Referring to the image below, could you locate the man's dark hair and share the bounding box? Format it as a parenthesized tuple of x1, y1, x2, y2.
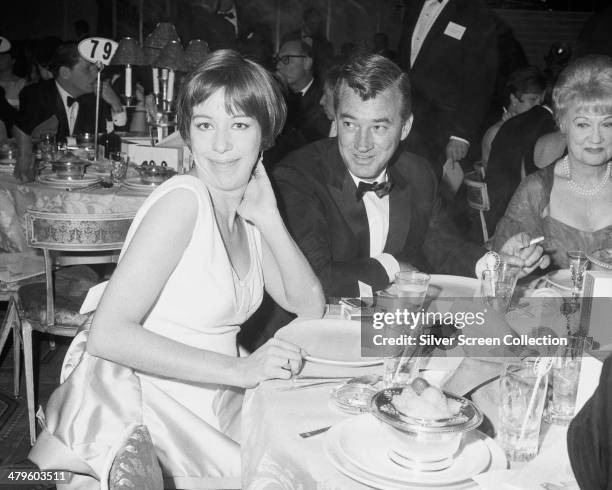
(333, 53, 412, 120)
(503, 66, 546, 107)
(48, 43, 82, 78)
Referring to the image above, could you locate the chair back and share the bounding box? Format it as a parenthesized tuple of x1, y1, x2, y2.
(463, 171, 491, 243)
(108, 424, 164, 490)
(24, 210, 135, 328)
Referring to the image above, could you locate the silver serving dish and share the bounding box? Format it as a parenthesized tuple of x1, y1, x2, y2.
(139, 161, 176, 185)
(587, 248, 612, 271)
(50, 152, 90, 180)
(370, 387, 482, 434)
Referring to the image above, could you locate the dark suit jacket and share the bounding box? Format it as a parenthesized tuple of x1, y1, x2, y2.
(398, 0, 498, 166)
(485, 105, 556, 232)
(265, 80, 330, 166)
(16, 79, 114, 142)
(274, 139, 484, 297)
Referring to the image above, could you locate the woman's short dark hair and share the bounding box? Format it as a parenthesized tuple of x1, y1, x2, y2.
(333, 53, 411, 120)
(553, 55, 612, 127)
(177, 50, 286, 151)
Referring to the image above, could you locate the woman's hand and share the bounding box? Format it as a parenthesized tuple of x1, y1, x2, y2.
(236, 338, 305, 388)
(237, 160, 278, 226)
(500, 232, 550, 277)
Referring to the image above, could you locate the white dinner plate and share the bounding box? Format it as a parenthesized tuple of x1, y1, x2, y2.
(325, 414, 506, 489)
(379, 274, 479, 299)
(545, 269, 573, 292)
(275, 318, 383, 367)
(37, 174, 100, 188)
(122, 177, 158, 190)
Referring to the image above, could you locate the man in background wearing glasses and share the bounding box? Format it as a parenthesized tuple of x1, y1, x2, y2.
(266, 39, 330, 165)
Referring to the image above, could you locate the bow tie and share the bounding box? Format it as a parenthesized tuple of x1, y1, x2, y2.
(219, 10, 235, 19)
(356, 180, 393, 200)
(66, 96, 77, 108)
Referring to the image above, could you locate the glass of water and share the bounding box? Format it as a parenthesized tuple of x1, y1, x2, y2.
(394, 271, 430, 310)
(109, 152, 128, 183)
(480, 260, 520, 312)
(549, 335, 591, 425)
(498, 359, 548, 462)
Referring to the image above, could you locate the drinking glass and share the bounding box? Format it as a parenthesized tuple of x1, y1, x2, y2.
(109, 152, 128, 183)
(394, 271, 430, 311)
(549, 335, 591, 425)
(567, 251, 589, 292)
(480, 260, 520, 312)
(39, 131, 56, 162)
(498, 359, 549, 462)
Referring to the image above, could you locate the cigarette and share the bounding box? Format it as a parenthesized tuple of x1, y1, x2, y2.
(529, 236, 545, 246)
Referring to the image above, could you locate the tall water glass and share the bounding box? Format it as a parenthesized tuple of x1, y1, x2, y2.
(480, 260, 520, 312)
(549, 335, 591, 425)
(498, 359, 548, 462)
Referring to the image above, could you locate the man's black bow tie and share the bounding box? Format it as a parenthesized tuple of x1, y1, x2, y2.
(219, 10, 235, 19)
(66, 96, 77, 107)
(356, 180, 393, 200)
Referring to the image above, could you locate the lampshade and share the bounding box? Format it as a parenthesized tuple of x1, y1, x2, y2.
(144, 22, 180, 50)
(154, 40, 189, 71)
(185, 39, 210, 70)
(111, 37, 146, 66)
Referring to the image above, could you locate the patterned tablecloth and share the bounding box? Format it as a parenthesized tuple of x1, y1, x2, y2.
(0, 174, 148, 252)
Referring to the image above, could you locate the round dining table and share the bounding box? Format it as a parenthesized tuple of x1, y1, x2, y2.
(0, 172, 149, 253)
(241, 276, 583, 489)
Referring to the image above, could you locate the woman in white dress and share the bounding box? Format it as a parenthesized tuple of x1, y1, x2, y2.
(29, 49, 325, 489)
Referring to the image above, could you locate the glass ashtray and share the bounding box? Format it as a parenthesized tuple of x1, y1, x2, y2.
(330, 383, 377, 414)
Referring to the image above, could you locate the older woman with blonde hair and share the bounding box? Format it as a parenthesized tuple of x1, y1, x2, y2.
(493, 55, 612, 268)
(29, 50, 325, 488)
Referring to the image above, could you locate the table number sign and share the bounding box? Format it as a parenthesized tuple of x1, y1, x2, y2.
(77, 37, 118, 66)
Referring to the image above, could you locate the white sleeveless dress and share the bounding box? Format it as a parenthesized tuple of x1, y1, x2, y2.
(29, 175, 264, 489)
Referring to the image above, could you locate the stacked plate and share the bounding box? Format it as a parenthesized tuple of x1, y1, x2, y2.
(122, 177, 158, 192)
(0, 158, 15, 172)
(37, 174, 101, 189)
(325, 414, 506, 489)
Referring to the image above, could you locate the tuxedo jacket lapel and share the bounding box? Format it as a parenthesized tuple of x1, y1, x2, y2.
(384, 161, 412, 255)
(326, 148, 370, 257)
(412, 0, 458, 69)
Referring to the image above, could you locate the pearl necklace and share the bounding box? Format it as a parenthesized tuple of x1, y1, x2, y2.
(562, 156, 611, 196)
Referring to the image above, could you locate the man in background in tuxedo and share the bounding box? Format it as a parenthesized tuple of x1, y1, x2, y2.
(398, 0, 498, 175)
(266, 39, 330, 165)
(274, 54, 547, 298)
(14, 43, 126, 182)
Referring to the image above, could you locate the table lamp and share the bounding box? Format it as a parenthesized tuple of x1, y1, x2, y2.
(144, 22, 180, 109)
(110, 37, 146, 107)
(155, 40, 188, 113)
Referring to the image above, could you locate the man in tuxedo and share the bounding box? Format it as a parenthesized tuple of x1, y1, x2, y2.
(266, 39, 330, 165)
(274, 54, 547, 298)
(398, 0, 498, 174)
(14, 43, 126, 182)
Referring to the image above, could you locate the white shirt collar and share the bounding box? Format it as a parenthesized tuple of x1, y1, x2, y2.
(299, 78, 314, 96)
(348, 168, 388, 187)
(55, 81, 77, 108)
